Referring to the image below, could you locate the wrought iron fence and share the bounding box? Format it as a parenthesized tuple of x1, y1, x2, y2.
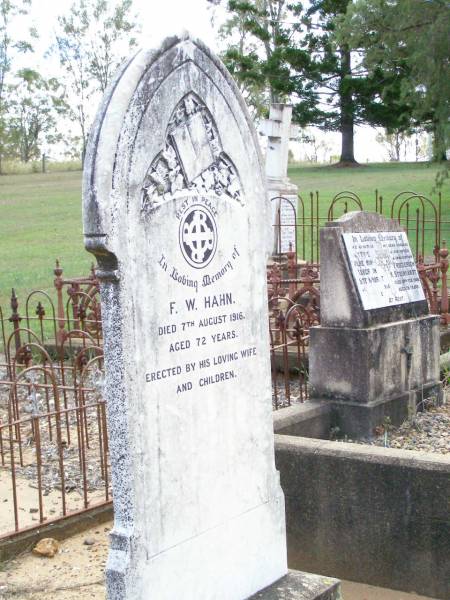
(0, 332, 110, 540)
(273, 190, 449, 264)
(1, 262, 102, 361)
(269, 300, 310, 409)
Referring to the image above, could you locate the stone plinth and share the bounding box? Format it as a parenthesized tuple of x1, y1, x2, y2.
(309, 211, 442, 438)
(249, 570, 341, 600)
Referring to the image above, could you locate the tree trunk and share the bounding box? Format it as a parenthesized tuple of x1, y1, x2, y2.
(432, 124, 447, 162)
(394, 134, 399, 161)
(338, 46, 357, 165)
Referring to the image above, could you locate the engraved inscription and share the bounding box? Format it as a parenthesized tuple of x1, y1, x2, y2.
(342, 231, 425, 310)
(277, 198, 296, 253)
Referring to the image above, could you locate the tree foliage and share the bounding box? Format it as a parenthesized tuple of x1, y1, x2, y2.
(211, 0, 415, 164)
(340, 0, 450, 161)
(54, 0, 139, 159)
(213, 1, 322, 126)
(0, 0, 36, 170)
(6, 69, 66, 162)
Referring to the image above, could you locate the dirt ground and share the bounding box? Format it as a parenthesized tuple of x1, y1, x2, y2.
(0, 520, 438, 600)
(0, 522, 109, 600)
(0, 466, 106, 533)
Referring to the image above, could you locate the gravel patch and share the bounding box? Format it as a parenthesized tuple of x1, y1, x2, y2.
(340, 396, 450, 455)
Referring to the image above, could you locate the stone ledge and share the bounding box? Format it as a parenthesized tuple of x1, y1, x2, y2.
(249, 570, 341, 600)
(273, 402, 331, 439)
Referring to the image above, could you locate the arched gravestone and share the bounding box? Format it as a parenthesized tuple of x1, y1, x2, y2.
(83, 34, 287, 599)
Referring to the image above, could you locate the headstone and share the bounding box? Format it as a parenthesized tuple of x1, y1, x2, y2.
(259, 104, 299, 255)
(309, 211, 442, 438)
(83, 33, 287, 599)
(276, 197, 297, 254)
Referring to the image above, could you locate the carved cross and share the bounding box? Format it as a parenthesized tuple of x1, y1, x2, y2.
(259, 104, 299, 180)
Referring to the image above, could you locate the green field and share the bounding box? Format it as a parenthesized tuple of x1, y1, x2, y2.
(0, 163, 449, 309)
(289, 161, 449, 204)
(0, 170, 90, 308)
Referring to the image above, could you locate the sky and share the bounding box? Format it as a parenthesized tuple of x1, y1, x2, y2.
(14, 0, 430, 163)
(25, 0, 221, 56)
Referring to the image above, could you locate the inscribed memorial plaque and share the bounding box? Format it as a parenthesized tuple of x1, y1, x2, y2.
(277, 198, 296, 253)
(342, 231, 425, 311)
(310, 211, 441, 439)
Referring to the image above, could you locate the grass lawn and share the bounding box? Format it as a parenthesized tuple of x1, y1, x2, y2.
(0, 162, 449, 309)
(0, 170, 90, 308)
(289, 161, 449, 206)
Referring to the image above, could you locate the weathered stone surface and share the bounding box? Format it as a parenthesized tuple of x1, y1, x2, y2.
(83, 33, 286, 600)
(32, 538, 59, 558)
(249, 570, 341, 600)
(309, 211, 441, 437)
(310, 316, 440, 402)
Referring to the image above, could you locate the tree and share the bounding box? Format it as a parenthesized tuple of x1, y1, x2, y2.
(375, 129, 408, 162)
(215, 7, 270, 120)
(300, 127, 332, 163)
(53, 0, 139, 161)
(211, 0, 414, 164)
(6, 69, 66, 162)
(209, 1, 323, 126)
(341, 0, 450, 162)
(304, 0, 415, 164)
(0, 0, 36, 171)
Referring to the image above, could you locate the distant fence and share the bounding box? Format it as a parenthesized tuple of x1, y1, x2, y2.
(272, 190, 449, 263)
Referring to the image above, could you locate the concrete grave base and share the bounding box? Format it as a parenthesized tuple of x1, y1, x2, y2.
(309, 314, 442, 438)
(249, 570, 341, 600)
(328, 382, 443, 439)
(275, 435, 450, 600)
(273, 402, 332, 439)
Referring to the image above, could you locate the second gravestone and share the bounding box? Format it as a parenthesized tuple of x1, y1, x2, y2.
(83, 34, 287, 599)
(310, 211, 442, 438)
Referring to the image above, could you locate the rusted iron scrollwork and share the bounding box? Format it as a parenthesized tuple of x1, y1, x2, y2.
(0, 333, 110, 539)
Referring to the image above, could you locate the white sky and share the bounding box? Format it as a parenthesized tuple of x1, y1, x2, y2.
(14, 0, 429, 163)
(25, 0, 221, 56)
